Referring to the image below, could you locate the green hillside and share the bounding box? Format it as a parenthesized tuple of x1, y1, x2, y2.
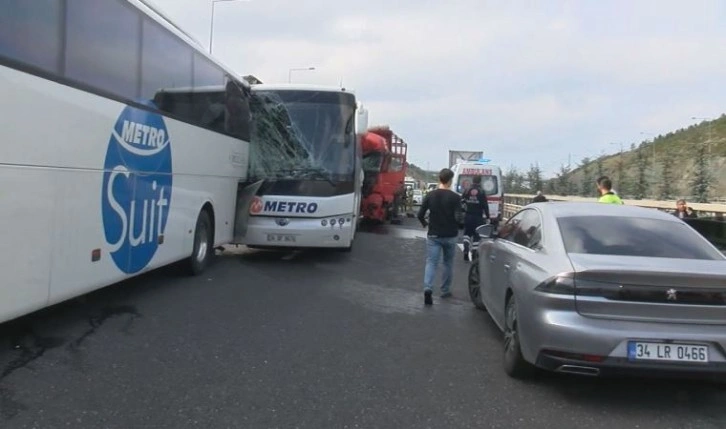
(508, 115, 726, 203)
(407, 163, 438, 186)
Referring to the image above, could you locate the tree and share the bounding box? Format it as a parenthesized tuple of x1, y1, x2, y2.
(659, 150, 676, 200)
(596, 156, 604, 178)
(526, 164, 543, 193)
(690, 143, 711, 203)
(556, 164, 571, 196)
(545, 178, 557, 195)
(633, 148, 649, 200)
(503, 165, 518, 192)
(579, 157, 592, 197)
(614, 154, 628, 197)
(515, 170, 528, 193)
(568, 176, 580, 196)
(595, 156, 605, 197)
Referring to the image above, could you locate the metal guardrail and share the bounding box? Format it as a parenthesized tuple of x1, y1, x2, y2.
(503, 194, 726, 251)
(504, 194, 726, 218)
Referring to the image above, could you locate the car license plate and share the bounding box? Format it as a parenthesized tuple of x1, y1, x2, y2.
(627, 341, 709, 363)
(266, 234, 296, 243)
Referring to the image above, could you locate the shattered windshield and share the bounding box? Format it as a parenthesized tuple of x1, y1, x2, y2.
(389, 155, 404, 172)
(362, 152, 383, 172)
(249, 89, 356, 182)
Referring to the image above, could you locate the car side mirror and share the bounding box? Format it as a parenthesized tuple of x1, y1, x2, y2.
(476, 224, 496, 239)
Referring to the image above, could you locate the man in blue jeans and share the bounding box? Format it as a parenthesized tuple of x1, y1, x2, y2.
(417, 168, 463, 305)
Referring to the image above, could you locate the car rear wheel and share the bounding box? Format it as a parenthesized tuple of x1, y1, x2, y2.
(503, 295, 535, 378)
(467, 262, 486, 311)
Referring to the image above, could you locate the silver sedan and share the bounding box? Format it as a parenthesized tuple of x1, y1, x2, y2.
(468, 202, 726, 378)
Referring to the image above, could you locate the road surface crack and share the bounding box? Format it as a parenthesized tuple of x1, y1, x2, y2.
(69, 305, 141, 350)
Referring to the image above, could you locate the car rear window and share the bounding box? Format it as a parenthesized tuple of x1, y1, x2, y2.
(557, 216, 724, 260)
(456, 175, 498, 195)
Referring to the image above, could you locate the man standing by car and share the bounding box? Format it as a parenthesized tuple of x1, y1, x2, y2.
(532, 190, 547, 203)
(461, 175, 490, 262)
(596, 176, 623, 204)
(417, 168, 462, 305)
(675, 199, 697, 219)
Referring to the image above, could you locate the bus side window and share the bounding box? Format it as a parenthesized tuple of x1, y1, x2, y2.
(140, 18, 193, 114)
(0, 1, 63, 74)
(193, 53, 226, 134)
(224, 78, 250, 141)
(65, 0, 141, 100)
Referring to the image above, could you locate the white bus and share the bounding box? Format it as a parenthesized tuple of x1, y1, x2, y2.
(242, 84, 363, 251)
(0, 0, 252, 323)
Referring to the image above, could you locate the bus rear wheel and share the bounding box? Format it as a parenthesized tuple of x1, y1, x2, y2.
(189, 210, 213, 275)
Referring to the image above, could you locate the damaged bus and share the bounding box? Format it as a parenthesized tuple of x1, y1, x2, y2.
(239, 84, 363, 251)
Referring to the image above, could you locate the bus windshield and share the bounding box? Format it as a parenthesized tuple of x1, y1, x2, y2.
(250, 89, 356, 182)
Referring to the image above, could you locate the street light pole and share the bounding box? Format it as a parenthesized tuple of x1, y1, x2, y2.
(209, 0, 242, 54)
(288, 67, 316, 83)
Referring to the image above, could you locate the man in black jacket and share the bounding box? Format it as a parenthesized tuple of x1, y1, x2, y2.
(417, 168, 462, 305)
(461, 175, 490, 262)
(674, 199, 697, 219)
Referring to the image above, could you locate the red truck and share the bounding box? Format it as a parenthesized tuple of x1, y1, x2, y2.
(360, 126, 408, 223)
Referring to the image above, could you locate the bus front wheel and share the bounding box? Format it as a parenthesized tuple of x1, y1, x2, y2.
(189, 209, 213, 275)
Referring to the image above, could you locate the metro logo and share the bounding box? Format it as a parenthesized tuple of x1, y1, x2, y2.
(121, 120, 166, 148)
(263, 200, 318, 214)
(248, 199, 319, 215)
(102, 106, 172, 274)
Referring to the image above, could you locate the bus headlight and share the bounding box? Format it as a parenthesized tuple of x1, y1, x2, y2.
(321, 219, 328, 226)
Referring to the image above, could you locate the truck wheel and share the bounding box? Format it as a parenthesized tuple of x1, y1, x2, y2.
(188, 210, 213, 275)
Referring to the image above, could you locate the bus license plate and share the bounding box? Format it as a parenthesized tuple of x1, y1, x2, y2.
(627, 341, 709, 363)
(266, 234, 296, 243)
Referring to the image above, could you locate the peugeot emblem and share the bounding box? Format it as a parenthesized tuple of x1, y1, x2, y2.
(275, 218, 290, 227)
(666, 288, 677, 301)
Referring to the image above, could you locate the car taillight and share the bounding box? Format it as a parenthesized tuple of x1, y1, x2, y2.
(534, 275, 575, 295)
(536, 275, 624, 298)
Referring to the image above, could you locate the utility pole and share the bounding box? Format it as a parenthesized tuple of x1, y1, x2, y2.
(209, 0, 243, 55)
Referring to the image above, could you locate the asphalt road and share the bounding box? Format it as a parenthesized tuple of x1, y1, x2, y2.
(1, 218, 725, 429)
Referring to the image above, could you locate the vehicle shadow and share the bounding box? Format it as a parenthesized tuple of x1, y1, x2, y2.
(474, 304, 726, 421)
(530, 370, 726, 425)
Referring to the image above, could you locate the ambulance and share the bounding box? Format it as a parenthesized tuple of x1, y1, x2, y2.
(451, 159, 504, 224)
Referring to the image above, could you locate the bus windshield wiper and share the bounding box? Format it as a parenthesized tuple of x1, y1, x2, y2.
(302, 168, 337, 187)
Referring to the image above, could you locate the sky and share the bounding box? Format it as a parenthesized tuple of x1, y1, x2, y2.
(150, 0, 726, 177)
